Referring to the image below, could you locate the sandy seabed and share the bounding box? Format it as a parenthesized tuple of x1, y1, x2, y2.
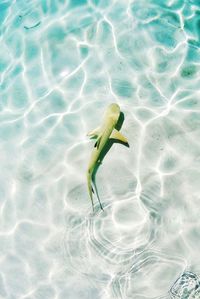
(0, 0, 200, 298)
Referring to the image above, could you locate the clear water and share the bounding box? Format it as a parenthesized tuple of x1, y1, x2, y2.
(0, 0, 200, 298)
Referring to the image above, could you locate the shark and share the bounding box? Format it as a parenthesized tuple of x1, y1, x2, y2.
(87, 103, 129, 211)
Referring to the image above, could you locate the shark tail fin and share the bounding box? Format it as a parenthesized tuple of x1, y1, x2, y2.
(110, 129, 129, 145)
(87, 171, 94, 212)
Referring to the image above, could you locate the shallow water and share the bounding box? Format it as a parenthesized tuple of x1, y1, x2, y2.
(0, 0, 200, 298)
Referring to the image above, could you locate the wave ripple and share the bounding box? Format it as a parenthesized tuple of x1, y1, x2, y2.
(0, 0, 200, 298)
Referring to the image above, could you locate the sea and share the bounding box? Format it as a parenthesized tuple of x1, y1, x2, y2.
(0, 0, 200, 298)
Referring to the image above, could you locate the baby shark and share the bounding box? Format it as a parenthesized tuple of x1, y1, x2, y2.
(87, 103, 129, 211)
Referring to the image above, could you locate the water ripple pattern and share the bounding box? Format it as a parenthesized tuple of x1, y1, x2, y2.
(170, 271, 200, 299)
(0, 0, 200, 298)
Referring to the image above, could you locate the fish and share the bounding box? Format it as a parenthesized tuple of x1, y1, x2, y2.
(87, 103, 129, 211)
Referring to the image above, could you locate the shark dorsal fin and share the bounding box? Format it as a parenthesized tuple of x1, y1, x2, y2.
(110, 129, 129, 144)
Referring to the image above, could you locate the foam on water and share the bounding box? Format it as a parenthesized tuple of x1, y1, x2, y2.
(0, 0, 200, 298)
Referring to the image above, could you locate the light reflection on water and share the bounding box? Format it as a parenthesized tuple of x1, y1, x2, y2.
(0, 0, 200, 298)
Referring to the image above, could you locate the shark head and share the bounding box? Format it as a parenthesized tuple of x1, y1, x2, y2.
(105, 103, 120, 123)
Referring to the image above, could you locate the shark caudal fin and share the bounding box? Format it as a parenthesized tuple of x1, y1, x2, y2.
(87, 171, 95, 212)
(110, 129, 129, 144)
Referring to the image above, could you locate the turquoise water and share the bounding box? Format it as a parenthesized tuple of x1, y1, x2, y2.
(1, 0, 200, 298)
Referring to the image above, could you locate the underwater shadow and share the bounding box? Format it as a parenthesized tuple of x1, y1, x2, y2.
(92, 112, 129, 210)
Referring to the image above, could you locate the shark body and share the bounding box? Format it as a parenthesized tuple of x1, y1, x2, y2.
(87, 103, 128, 211)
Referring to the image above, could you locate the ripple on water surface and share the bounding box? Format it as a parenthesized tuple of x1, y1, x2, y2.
(0, 0, 200, 298)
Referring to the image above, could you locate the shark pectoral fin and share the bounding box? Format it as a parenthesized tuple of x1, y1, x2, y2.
(110, 129, 129, 144)
(87, 127, 101, 138)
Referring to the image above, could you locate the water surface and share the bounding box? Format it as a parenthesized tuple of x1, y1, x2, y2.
(0, 0, 200, 298)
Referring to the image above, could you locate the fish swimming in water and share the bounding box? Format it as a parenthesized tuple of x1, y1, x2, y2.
(87, 103, 129, 211)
